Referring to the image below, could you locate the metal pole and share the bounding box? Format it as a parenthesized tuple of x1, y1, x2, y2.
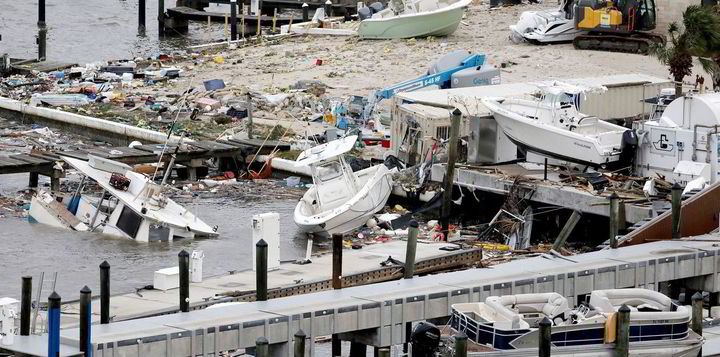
(179, 250, 190, 312)
(47, 292, 61, 357)
(539, 316, 551, 357)
(302, 3, 309, 22)
(404, 221, 418, 279)
(332, 233, 343, 289)
(609, 192, 619, 249)
(38, 0, 46, 27)
(256, 239, 268, 301)
(247, 93, 254, 139)
(615, 304, 630, 357)
(552, 210, 581, 251)
(100, 260, 110, 324)
(89, 189, 107, 230)
(80, 286, 92, 357)
(294, 330, 306, 357)
(20, 276, 31, 336)
(158, 0, 166, 35)
(230, 0, 238, 40)
(454, 332, 467, 357)
(256, 337, 269, 357)
(671, 182, 683, 239)
(692, 291, 703, 356)
(441, 108, 461, 238)
(139, 0, 146, 30)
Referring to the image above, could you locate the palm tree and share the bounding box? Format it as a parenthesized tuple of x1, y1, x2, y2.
(649, 5, 720, 97)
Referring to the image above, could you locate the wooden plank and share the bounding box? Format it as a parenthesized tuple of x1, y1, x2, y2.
(57, 151, 89, 161)
(11, 154, 52, 165)
(0, 156, 34, 166)
(167, 7, 293, 25)
(190, 141, 240, 152)
(229, 138, 291, 150)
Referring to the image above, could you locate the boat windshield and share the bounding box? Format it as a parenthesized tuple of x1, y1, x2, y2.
(315, 161, 344, 182)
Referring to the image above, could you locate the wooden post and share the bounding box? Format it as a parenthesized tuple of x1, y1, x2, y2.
(79, 286, 92, 357)
(256, 239, 268, 301)
(350, 342, 367, 357)
(378, 348, 390, 357)
(158, 0, 166, 35)
(404, 221, 418, 278)
(242, 16, 245, 38)
(139, 0, 146, 30)
(20, 276, 31, 336)
(99, 261, 110, 324)
(38, 0, 46, 27)
(454, 332, 467, 357)
(543, 158, 548, 180)
(272, 8, 277, 33)
(615, 304, 630, 357)
(288, 16, 294, 33)
(609, 192, 619, 248)
(671, 183, 682, 239)
(28, 172, 39, 188)
(256, 337, 269, 357)
(179, 250, 190, 312)
(208, 15, 211, 26)
(332, 334, 341, 356)
(247, 93, 254, 139)
(37, 27, 47, 61)
(230, 0, 238, 40)
(324, 0, 332, 17)
(47, 292, 61, 357)
(302, 3, 309, 22)
(441, 108, 461, 238)
(294, 330, 306, 357)
(332, 233, 343, 289)
(539, 316, 551, 357)
(552, 210, 581, 251)
(225, 15, 229, 39)
(692, 291, 703, 355)
(256, 12, 262, 38)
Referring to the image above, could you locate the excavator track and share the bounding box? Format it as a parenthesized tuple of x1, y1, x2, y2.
(573, 33, 666, 55)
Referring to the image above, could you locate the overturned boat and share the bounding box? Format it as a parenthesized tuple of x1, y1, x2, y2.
(29, 155, 218, 241)
(482, 81, 638, 167)
(450, 289, 701, 356)
(510, 0, 587, 44)
(293, 135, 394, 235)
(357, 0, 470, 39)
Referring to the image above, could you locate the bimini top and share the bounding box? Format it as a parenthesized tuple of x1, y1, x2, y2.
(296, 135, 357, 166)
(535, 80, 607, 96)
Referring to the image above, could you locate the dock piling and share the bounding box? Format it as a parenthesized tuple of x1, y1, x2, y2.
(404, 221, 418, 279)
(248, 93, 254, 139)
(294, 330, 306, 357)
(350, 342, 367, 357)
(691, 291, 703, 355)
(539, 316, 551, 357)
(543, 158, 548, 180)
(552, 210, 581, 251)
(256, 239, 268, 301)
(256, 337, 269, 357)
(100, 260, 110, 324)
(609, 192, 619, 248)
(272, 8, 277, 33)
(20, 276, 31, 336)
(671, 183, 682, 239)
(325, 0, 333, 17)
(378, 348, 390, 357)
(332, 233, 343, 289)
(80, 286, 92, 357)
(615, 304, 630, 357)
(139, 0, 146, 30)
(332, 334, 341, 356)
(158, 0, 166, 35)
(38, 0, 46, 27)
(37, 28, 47, 61)
(230, 0, 238, 40)
(256, 13, 262, 39)
(302, 3, 309, 22)
(441, 108, 462, 238)
(179, 250, 190, 312)
(454, 332, 467, 357)
(47, 292, 60, 357)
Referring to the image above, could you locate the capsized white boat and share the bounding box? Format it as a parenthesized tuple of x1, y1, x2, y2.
(450, 289, 701, 356)
(509, 0, 588, 44)
(293, 135, 394, 235)
(29, 155, 218, 241)
(357, 0, 470, 39)
(482, 81, 638, 167)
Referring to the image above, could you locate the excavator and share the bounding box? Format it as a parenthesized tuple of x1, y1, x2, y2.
(572, 0, 665, 54)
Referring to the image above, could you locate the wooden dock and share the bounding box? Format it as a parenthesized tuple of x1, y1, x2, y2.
(168, 6, 294, 26)
(9, 59, 77, 75)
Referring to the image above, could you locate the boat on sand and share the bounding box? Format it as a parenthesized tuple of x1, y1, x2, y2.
(357, 0, 470, 39)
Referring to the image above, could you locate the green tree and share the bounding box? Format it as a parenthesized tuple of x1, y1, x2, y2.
(649, 5, 720, 97)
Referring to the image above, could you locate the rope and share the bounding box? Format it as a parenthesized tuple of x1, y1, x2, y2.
(151, 77, 195, 181)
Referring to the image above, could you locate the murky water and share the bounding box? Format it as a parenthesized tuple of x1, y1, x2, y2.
(0, 1, 236, 63)
(0, 173, 307, 300)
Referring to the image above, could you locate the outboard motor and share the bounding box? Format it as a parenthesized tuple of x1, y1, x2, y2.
(619, 129, 638, 171)
(410, 322, 441, 357)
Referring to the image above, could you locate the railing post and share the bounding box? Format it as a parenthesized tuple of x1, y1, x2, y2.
(615, 304, 630, 357)
(256, 239, 268, 301)
(80, 286, 92, 357)
(332, 233, 343, 289)
(100, 260, 110, 324)
(404, 221, 418, 279)
(609, 192, 619, 248)
(20, 276, 31, 336)
(454, 332, 467, 357)
(539, 316, 551, 357)
(47, 292, 61, 357)
(671, 182, 683, 239)
(294, 330, 306, 357)
(179, 250, 190, 312)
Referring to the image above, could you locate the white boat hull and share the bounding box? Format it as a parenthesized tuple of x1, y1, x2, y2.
(357, 0, 470, 39)
(294, 164, 393, 235)
(510, 10, 587, 44)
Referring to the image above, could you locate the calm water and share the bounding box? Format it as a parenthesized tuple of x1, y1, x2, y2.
(0, 173, 307, 300)
(0, 0, 235, 63)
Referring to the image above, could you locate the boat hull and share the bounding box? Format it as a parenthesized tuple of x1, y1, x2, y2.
(357, 0, 469, 39)
(294, 164, 393, 235)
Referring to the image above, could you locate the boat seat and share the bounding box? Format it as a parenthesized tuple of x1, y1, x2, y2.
(417, 0, 440, 12)
(485, 293, 569, 329)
